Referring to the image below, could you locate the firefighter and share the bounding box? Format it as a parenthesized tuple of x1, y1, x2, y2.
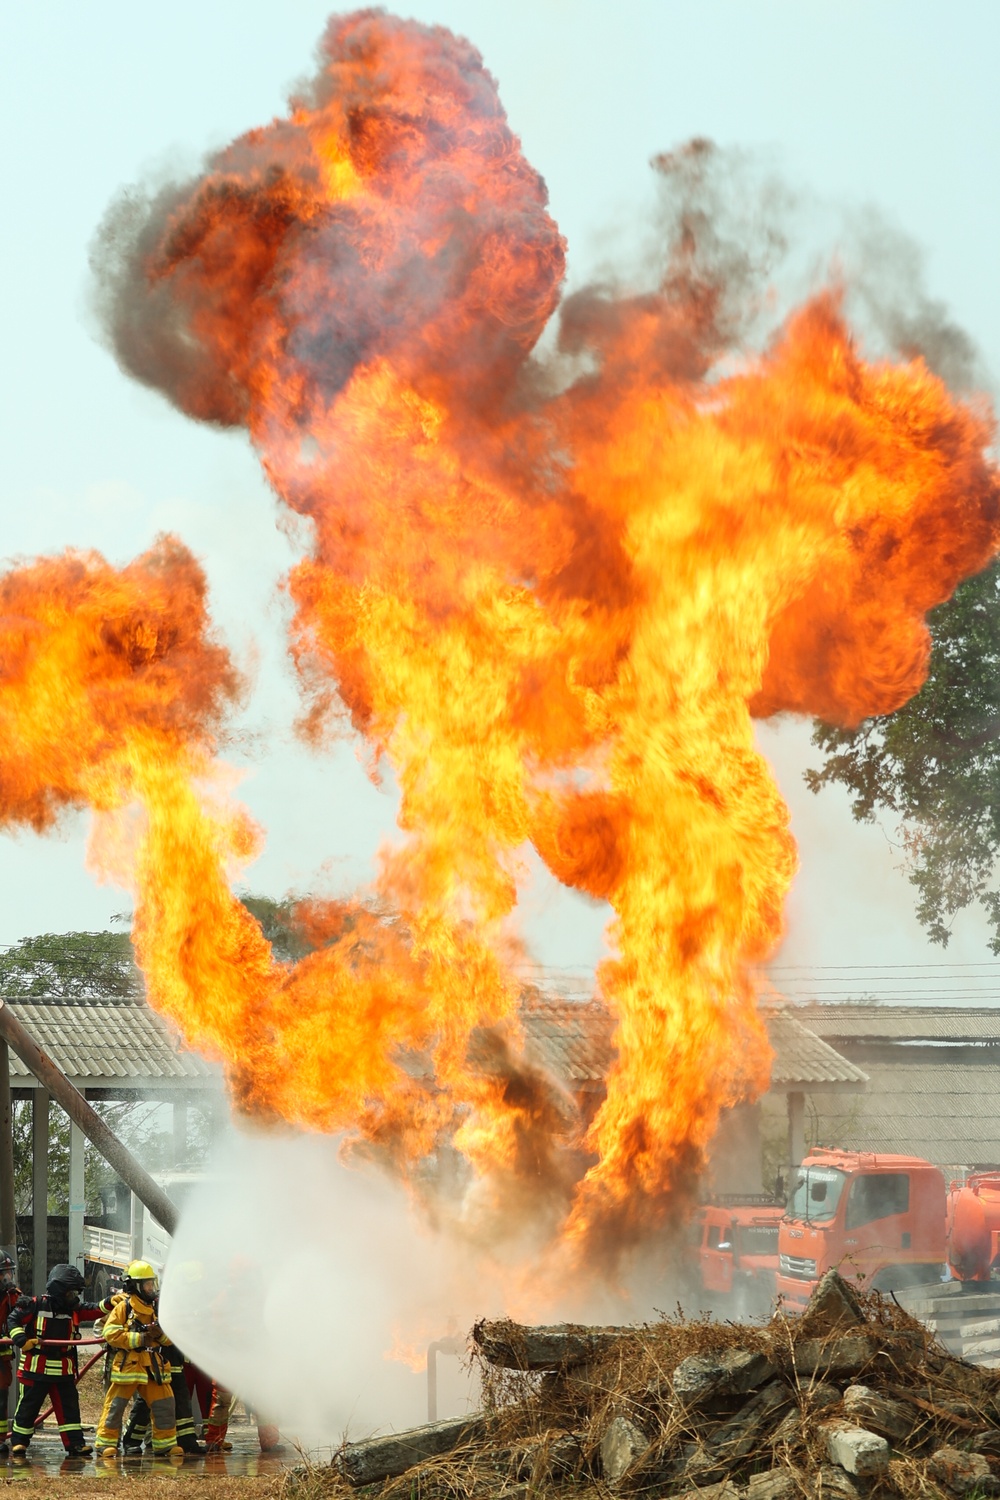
(0, 1253, 21, 1455)
(122, 1343, 205, 1455)
(204, 1385, 280, 1453)
(96, 1260, 182, 1459)
(6, 1263, 114, 1458)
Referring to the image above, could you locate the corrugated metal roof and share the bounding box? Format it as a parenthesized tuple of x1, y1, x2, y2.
(518, 995, 865, 1090)
(802, 1006, 1000, 1041)
(809, 1061, 1000, 1169)
(765, 1009, 869, 1087)
(520, 996, 615, 1085)
(4, 1000, 216, 1084)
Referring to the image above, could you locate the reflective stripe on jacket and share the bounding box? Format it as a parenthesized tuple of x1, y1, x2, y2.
(7, 1293, 112, 1378)
(0, 1287, 20, 1361)
(102, 1294, 171, 1386)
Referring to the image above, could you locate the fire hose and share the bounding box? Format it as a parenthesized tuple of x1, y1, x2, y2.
(32, 1344, 107, 1427)
(0, 1339, 108, 1428)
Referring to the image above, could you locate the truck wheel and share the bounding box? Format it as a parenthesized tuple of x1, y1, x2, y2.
(91, 1267, 111, 1304)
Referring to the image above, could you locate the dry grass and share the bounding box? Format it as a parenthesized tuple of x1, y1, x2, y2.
(292, 1288, 1000, 1499)
(0, 1476, 281, 1499)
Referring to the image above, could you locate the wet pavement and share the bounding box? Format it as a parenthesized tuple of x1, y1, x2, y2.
(1, 1422, 309, 1479)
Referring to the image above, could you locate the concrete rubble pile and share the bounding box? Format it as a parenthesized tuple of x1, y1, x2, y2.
(330, 1272, 1000, 1498)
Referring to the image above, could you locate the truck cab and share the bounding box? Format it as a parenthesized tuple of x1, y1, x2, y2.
(694, 1197, 784, 1317)
(83, 1170, 207, 1301)
(777, 1149, 946, 1310)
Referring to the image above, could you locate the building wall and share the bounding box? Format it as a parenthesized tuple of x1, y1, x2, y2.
(706, 1102, 763, 1195)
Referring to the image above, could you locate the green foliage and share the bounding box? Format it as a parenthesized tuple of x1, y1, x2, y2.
(0, 930, 140, 1000)
(238, 893, 314, 963)
(807, 558, 1000, 951)
(9, 1099, 67, 1214)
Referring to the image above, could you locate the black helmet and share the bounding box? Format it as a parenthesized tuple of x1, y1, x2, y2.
(46, 1264, 85, 1304)
(0, 1253, 15, 1288)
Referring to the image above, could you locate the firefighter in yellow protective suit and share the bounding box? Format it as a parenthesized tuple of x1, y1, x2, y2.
(96, 1261, 183, 1459)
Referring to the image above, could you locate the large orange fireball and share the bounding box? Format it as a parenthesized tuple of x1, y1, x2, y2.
(80, 11, 1000, 1259)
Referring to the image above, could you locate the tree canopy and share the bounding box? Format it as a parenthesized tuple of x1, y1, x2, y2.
(0, 929, 140, 1001)
(806, 557, 1000, 952)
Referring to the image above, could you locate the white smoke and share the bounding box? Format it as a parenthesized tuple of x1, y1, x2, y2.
(157, 1123, 697, 1450)
(157, 1128, 491, 1447)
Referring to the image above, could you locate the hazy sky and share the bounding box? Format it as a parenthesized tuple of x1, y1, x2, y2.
(4, 1, 1000, 993)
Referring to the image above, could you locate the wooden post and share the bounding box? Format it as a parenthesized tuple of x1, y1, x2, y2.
(31, 1089, 48, 1294)
(68, 1118, 85, 1275)
(0, 1040, 16, 1268)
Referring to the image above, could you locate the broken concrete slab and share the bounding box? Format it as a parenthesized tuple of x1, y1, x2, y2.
(674, 1484, 744, 1500)
(600, 1415, 649, 1485)
(927, 1446, 997, 1496)
(673, 1348, 777, 1407)
(823, 1424, 890, 1477)
(841, 1384, 915, 1442)
(746, 1468, 801, 1500)
(965, 1344, 1000, 1368)
(814, 1464, 860, 1500)
(473, 1319, 630, 1370)
(802, 1382, 843, 1410)
(770, 1410, 801, 1446)
(799, 1270, 865, 1336)
(711, 1382, 791, 1463)
(791, 1336, 875, 1378)
(959, 1317, 1000, 1339)
(339, 1413, 487, 1486)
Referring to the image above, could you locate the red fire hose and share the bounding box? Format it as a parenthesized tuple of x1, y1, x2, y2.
(2, 1340, 107, 1429)
(34, 1347, 107, 1427)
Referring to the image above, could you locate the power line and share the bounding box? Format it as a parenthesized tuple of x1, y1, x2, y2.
(769, 961, 1000, 971)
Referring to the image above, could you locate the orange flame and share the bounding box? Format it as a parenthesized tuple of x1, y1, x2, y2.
(66, 11, 1000, 1265)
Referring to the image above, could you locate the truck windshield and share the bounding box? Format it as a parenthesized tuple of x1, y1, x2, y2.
(788, 1166, 848, 1224)
(738, 1225, 779, 1256)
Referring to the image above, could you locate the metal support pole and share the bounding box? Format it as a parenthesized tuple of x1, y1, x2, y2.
(68, 1119, 85, 1275)
(425, 1336, 463, 1423)
(788, 1090, 806, 1182)
(0, 1002, 176, 1234)
(130, 1192, 145, 1263)
(31, 1089, 48, 1294)
(0, 1040, 16, 1268)
(172, 1098, 188, 1168)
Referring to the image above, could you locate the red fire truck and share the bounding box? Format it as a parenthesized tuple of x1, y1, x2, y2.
(691, 1196, 784, 1316)
(774, 1149, 1000, 1310)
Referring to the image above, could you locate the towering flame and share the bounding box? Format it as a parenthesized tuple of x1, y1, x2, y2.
(77, 11, 1000, 1260)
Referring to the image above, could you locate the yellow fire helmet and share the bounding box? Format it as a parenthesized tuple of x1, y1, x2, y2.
(124, 1260, 159, 1294)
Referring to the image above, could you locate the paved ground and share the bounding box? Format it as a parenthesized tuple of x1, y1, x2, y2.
(2, 1418, 307, 1481)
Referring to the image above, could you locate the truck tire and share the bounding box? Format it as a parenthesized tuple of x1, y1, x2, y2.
(91, 1266, 112, 1304)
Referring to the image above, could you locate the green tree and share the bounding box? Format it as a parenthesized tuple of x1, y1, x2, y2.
(237, 894, 314, 962)
(0, 930, 140, 1001)
(806, 557, 1000, 951)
